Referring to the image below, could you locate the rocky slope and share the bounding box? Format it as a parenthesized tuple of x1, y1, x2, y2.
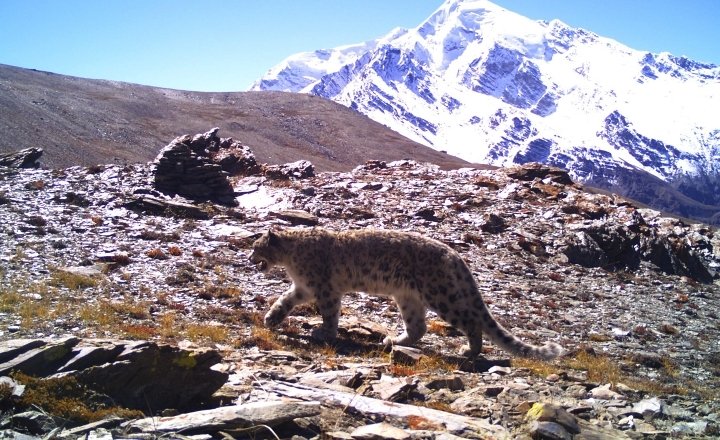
(253, 0, 720, 224)
(0, 132, 719, 438)
(0, 63, 468, 172)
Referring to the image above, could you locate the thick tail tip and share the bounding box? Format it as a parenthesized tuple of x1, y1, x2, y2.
(535, 342, 564, 360)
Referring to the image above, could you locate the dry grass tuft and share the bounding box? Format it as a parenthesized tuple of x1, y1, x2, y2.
(427, 319, 450, 336)
(78, 301, 119, 327)
(11, 372, 144, 423)
(0, 289, 22, 313)
(587, 332, 612, 342)
(388, 353, 459, 377)
(146, 248, 168, 260)
(512, 357, 560, 378)
(198, 284, 243, 301)
(565, 351, 623, 384)
(406, 414, 445, 430)
(239, 327, 282, 351)
(513, 350, 717, 399)
(388, 364, 417, 377)
(417, 400, 456, 414)
(121, 324, 158, 340)
(109, 300, 151, 320)
(186, 323, 230, 344)
(50, 271, 99, 290)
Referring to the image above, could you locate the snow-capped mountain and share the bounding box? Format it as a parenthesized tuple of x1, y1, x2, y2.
(252, 0, 720, 222)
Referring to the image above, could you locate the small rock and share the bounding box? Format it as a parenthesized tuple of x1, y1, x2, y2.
(414, 208, 442, 222)
(325, 432, 354, 440)
(58, 417, 125, 439)
(480, 212, 506, 233)
(56, 265, 105, 278)
(487, 365, 512, 375)
(373, 376, 417, 402)
(565, 384, 588, 398)
(589, 383, 623, 400)
(269, 209, 319, 226)
(671, 421, 710, 436)
(10, 411, 57, 435)
(390, 346, 423, 365)
(0, 376, 25, 397)
(124, 195, 212, 219)
(86, 428, 113, 440)
(425, 375, 465, 391)
(631, 397, 667, 421)
(482, 385, 505, 397)
(125, 401, 321, 433)
(350, 422, 410, 440)
(525, 402, 580, 434)
(545, 373, 560, 382)
(506, 163, 574, 185)
(528, 421, 572, 440)
(0, 429, 43, 440)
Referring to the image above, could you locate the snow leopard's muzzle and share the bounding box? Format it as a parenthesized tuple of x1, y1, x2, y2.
(249, 250, 269, 272)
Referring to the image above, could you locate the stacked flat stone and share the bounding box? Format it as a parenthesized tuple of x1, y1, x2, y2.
(153, 128, 258, 205)
(210, 137, 261, 176)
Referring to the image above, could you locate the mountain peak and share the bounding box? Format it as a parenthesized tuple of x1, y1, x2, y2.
(253, 1, 720, 224)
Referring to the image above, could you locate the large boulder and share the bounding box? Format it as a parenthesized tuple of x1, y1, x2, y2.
(153, 128, 259, 205)
(0, 338, 228, 412)
(561, 219, 716, 282)
(0, 148, 43, 169)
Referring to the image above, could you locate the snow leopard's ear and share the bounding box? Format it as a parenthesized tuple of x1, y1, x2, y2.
(267, 228, 281, 246)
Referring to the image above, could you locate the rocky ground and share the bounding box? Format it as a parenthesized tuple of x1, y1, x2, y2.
(1, 135, 719, 439)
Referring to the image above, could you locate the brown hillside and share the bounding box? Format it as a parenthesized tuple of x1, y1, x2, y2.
(0, 64, 469, 170)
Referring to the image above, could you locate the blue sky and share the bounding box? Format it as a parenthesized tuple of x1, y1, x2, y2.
(0, 0, 717, 92)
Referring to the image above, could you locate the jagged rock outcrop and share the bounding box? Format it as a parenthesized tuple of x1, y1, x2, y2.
(153, 128, 253, 205)
(561, 210, 716, 282)
(0, 338, 227, 411)
(152, 128, 314, 205)
(263, 159, 315, 180)
(0, 148, 42, 169)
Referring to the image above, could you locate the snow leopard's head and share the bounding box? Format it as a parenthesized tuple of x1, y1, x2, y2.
(249, 229, 283, 273)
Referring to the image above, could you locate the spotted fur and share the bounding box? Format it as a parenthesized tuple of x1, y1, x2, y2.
(250, 228, 563, 360)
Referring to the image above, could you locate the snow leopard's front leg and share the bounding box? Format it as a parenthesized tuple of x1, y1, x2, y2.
(264, 284, 308, 328)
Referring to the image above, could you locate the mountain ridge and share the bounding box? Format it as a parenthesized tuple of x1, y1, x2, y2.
(253, 0, 720, 224)
(0, 63, 469, 172)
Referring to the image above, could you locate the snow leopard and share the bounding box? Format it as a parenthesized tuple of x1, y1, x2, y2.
(249, 227, 563, 360)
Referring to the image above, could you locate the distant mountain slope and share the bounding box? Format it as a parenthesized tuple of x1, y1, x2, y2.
(252, 0, 720, 224)
(0, 63, 469, 171)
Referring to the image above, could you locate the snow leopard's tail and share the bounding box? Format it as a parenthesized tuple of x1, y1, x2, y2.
(479, 310, 564, 360)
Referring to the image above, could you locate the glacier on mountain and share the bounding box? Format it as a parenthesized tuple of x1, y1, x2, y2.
(252, 0, 720, 223)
